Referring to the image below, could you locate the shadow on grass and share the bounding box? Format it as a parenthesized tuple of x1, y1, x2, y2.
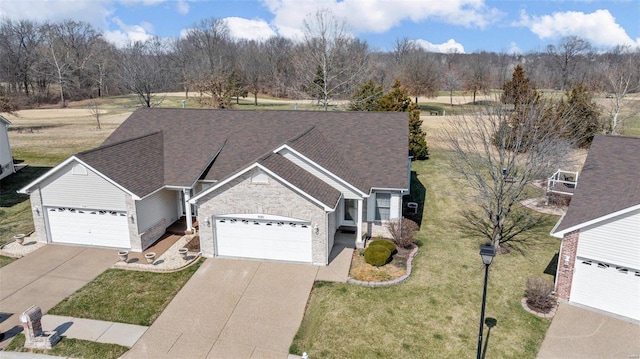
(0, 166, 51, 207)
(404, 170, 426, 228)
(482, 317, 498, 359)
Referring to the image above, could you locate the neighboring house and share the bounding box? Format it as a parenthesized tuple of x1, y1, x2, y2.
(0, 115, 16, 180)
(551, 135, 640, 321)
(19, 108, 410, 265)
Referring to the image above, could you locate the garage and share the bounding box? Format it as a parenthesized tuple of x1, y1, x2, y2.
(570, 257, 640, 321)
(46, 207, 130, 249)
(214, 214, 312, 263)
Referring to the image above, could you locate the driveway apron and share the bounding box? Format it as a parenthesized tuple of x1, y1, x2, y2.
(124, 259, 319, 359)
(0, 245, 116, 341)
(537, 302, 640, 358)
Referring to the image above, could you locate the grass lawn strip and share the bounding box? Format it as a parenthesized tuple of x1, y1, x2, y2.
(6, 333, 128, 359)
(291, 151, 556, 358)
(49, 259, 202, 326)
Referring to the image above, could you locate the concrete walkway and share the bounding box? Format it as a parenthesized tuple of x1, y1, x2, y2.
(41, 315, 148, 347)
(537, 303, 640, 358)
(0, 245, 115, 347)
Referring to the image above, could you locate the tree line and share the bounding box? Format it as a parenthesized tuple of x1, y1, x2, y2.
(1, 12, 638, 113)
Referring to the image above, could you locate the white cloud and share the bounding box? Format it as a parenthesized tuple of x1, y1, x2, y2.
(103, 17, 154, 47)
(224, 17, 278, 41)
(0, 0, 113, 29)
(508, 41, 521, 55)
(262, 0, 504, 39)
(411, 39, 465, 53)
(519, 9, 640, 48)
(176, 0, 189, 15)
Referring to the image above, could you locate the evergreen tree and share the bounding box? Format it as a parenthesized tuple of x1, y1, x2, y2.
(348, 80, 383, 111)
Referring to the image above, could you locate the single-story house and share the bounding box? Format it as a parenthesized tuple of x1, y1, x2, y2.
(551, 135, 640, 321)
(19, 108, 411, 265)
(0, 115, 15, 180)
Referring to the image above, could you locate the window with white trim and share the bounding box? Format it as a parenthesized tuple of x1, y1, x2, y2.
(375, 193, 391, 221)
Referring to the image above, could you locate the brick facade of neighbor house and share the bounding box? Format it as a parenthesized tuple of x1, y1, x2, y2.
(555, 229, 580, 300)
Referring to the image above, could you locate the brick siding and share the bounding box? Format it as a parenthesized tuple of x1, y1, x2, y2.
(555, 230, 580, 300)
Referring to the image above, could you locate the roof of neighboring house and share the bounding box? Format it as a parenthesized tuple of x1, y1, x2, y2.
(552, 135, 640, 236)
(0, 115, 11, 125)
(76, 108, 408, 201)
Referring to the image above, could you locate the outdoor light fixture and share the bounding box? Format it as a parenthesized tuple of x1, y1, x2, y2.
(205, 217, 211, 227)
(32, 206, 40, 216)
(477, 242, 496, 359)
(314, 224, 319, 235)
(129, 214, 135, 224)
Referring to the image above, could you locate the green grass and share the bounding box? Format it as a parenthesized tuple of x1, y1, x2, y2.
(0, 255, 15, 267)
(5, 333, 128, 359)
(290, 150, 557, 358)
(49, 259, 202, 326)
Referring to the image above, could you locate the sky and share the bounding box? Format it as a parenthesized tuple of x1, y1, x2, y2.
(0, 0, 638, 54)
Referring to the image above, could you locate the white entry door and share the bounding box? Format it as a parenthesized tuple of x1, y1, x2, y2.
(570, 257, 640, 321)
(215, 214, 312, 263)
(47, 207, 130, 248)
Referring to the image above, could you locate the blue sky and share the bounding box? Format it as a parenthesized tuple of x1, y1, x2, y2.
(1, 0, 638, 53)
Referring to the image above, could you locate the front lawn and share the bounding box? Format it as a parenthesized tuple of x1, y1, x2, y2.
(291, 151, 558, 358)
(49, 259, 202, 326)
(6, 333, 128, 359)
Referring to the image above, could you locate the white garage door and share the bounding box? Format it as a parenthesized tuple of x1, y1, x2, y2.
(570, 257, 640, 321)
(47, 207, 130, 249)
(215, 214, 312, 263)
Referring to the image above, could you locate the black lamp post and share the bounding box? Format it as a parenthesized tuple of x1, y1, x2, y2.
(477, 242, 496, 359)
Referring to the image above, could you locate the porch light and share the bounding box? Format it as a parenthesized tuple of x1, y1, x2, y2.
(129, 214, 135, 224)
(32, 206, 40, 216)
(205, 217, 211, 227)
(314, 224, 319, 235)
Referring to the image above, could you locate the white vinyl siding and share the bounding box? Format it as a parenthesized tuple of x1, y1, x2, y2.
(279, 148, 362, 199)
(40, 161, 127, 211)
(577, 209, 640, 270)
(135, 190, 179, 233)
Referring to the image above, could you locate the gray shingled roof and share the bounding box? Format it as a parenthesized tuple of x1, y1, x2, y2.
(77, 132, 165, 198)
(93, 108, 408, 199)
(552, 135, 640, 234)
(259, 152, 342, 209)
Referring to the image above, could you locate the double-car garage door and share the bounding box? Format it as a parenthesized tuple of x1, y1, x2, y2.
(571, 257, 640, 321)
(46, 207, 130, 249)
(214, 214, 312, 263)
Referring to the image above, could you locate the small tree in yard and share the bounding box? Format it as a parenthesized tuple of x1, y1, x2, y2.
(525, 277, 557, 313)
(386, 218, 419, 249)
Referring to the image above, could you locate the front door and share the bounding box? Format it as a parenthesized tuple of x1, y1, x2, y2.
(342, 198, 357, 226)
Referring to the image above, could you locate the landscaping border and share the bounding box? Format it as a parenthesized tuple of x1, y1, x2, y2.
(347, 246, 419, 287)
(521, 297, 557, 319)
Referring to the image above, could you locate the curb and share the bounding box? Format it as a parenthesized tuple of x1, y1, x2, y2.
(347, 246, 419, 287)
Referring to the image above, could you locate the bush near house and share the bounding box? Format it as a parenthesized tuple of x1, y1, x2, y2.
(525, 276, 557, 313)
(364, 245, 392, 267)
(368, 239, 397, 254)
(386, 218, 420, 249)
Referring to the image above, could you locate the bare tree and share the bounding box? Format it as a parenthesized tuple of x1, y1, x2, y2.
(443, 67, 461, 107)
(464, 52, 491, 105)
(296, 9, 369, 110)
(547, 36, 591, 90)
(599, 46, 639, 134)
(442, 100, 577, 250)
(0, 19, 42, 96)
(88, 97, 101, 129)
(119, 37, 171, 107)
(400, 47, 440, 102)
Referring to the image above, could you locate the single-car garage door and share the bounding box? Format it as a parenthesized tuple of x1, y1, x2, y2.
(46, 207, 130, 249)
(215, 214, 312, 263)
(570, 257, 640, 321)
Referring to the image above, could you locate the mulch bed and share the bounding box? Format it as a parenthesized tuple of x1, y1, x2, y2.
(349, 242, 415, 282)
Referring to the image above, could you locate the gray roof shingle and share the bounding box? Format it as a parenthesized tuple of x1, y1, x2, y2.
(552, 135, 640, 234)
(93, 108, 409, 199)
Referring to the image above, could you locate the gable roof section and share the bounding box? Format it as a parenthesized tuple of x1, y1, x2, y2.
(259, 152, 342, 209)
(552, 135, 640, 237)
(283, 126, 370, 194)
(0, 115, 11, 125)
(102, 108, 409, 194)
(77, 132, 165, 198)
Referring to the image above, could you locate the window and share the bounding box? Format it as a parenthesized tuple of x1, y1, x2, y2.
(375, 193, 391, 221)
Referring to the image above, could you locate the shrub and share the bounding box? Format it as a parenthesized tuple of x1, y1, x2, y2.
(364, 245, 392, 267)
(525, 276, 557, 313)
(386, 218, 419, 249)
(368, 239, 397, 254)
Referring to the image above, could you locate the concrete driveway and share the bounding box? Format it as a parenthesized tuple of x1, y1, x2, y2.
(124, 259, 319, 359)
(537, 303, 640, 358)
(0, 245, 116, 342)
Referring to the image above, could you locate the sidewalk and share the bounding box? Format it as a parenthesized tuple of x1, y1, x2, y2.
(40, 315, 147, 348)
